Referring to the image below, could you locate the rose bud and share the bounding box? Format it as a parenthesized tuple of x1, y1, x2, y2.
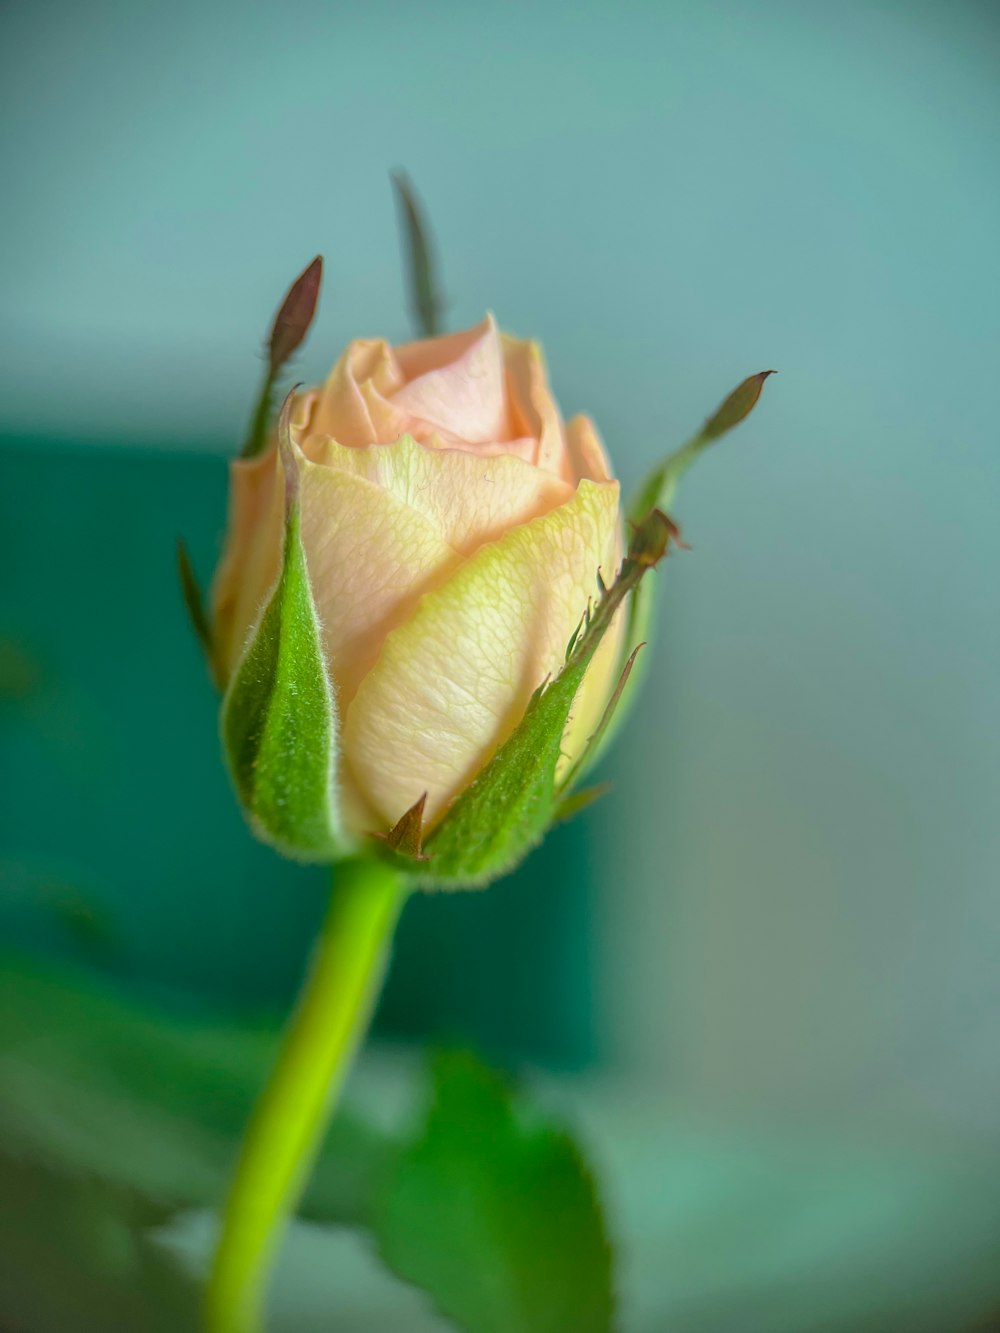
(197, 222, 773, 1333)
(211, 316, 633, 882)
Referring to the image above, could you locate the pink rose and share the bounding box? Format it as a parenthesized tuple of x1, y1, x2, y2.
(213, 316, 623, 832)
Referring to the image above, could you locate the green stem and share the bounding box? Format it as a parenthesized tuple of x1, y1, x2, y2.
(240, 371, 276, 460)
(204, 856, 408, 1333)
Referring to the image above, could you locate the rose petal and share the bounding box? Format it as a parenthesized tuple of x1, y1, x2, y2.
(565, 413, 616, 484)
(312, 338, 404, 446)
(211, 447, 284, 680)
(297, 454, 461, 704)
(344, 477, 621, 826)
(359, 375, 540, 461)
(391, 314, 508, 445)
(394, 319, 491, 381)
(312, 434, 573, 556)
(501, 335, 572, 481)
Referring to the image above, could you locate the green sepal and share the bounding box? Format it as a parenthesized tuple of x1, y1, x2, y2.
(575, 566, 658, 779)
(241, 256, 323, 459)
(175, 537, 213, 658)
(221, 404, 352, 863)
(405, 511, 673, 890)
(630, 369, 775, 521)
(555, 782, 612, 824)
(391, 170, 444, 337)
(586, 368, 776, 769)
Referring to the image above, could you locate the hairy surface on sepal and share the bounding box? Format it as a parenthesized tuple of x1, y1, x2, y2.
(222, 401, 351, 862)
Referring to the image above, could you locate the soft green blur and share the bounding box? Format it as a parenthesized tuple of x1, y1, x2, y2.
(1, 1, 998, 1328)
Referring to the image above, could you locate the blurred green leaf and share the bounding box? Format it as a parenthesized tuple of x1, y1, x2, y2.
(0, 956, 388, 1230)
(0, 962, 615, 1328)
(391, 170, 444, 338)
(0, 1150, 199, 1333)
(0, 636, 41, 701)
(176, 536, 214, 663)
(375, 1051, 614, 1333)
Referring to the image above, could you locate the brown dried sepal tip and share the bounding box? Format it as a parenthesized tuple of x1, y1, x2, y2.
(628, 508, 679, 566)
(374, 792, 430, 862)
(268, 255, 323, 375)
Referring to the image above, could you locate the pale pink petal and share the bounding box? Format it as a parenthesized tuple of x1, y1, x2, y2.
(502, 335, 572, 481)
(565, 413, 616, 484)
(311, 339, 404, 446)
(394, 320, 490, 381)
(391, 315, 508, 445)
(360, 374, 539, 460)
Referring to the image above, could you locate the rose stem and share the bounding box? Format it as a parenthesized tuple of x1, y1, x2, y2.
(204, 856, 408, 1333)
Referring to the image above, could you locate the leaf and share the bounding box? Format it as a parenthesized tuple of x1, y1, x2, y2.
(0, 1150, 200, 1333)
(176, 536, 213, 660)
(242, 256, 324, 459)
(391, 170, 444, 338)
(376, 1051, 614, 1333)
(0, 955, 389, 1231)
(0, 962, 613, 1329)
(417, 510, 673, 889)
(222, 400, 353, 862)
(630, 369, 775, 521)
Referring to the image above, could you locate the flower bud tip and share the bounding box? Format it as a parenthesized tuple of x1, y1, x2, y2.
(268, 255, 323, 375)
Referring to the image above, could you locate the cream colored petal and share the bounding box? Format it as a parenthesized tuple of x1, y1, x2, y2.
(211, 445, 284, 683)
(356, 379, 414, 445)
(312, 434, 573, 556)
(391, 314, 508, 445)
(502, 334, 572, 481)
(344, 478, 621, 827)
(336, 760, 383, 838)
(565, 413, 616, 484)
(417, 430, 538, 465)
(311, 338, 404, 445)
(298, 456, 461, 704)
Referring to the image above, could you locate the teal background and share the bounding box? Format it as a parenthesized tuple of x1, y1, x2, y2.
(1, 1, 999, 1327)
(0, 441, 600, 1064)
(2, 0, 998, 1127)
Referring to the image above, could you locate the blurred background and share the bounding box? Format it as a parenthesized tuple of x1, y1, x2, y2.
(2, 1, 999, 1329)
